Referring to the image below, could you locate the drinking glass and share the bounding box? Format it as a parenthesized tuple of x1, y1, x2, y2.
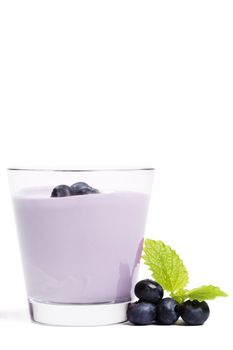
(8, 167, 154, 326)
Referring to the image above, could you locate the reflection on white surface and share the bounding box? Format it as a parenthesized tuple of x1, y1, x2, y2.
(0, 309, 30, 323)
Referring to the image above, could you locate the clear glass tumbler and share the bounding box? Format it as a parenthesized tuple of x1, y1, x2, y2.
(8, 167, 154, 326)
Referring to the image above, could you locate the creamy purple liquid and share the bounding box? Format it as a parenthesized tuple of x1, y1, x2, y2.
(13, 188, 149, 304)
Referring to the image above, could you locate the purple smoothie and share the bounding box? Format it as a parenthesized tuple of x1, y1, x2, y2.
(13, 188, 149, 304)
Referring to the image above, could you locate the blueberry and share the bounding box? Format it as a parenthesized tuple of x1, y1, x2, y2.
(51, 185, 71, 197)
(180, 300, 210, 325)
(127, 301, 157, 325)
(70, 182, 89, 192)
(70, 182, 99, 195)
(156, 297, 180, 325)
(134, 279, 164, 304)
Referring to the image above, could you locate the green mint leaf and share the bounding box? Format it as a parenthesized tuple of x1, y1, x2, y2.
(182, 285, 228, 302)
(142, 239, 189, 293)
(170, 290, 189, 303)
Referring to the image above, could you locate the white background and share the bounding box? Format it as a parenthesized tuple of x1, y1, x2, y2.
(0, 0, 232, 349)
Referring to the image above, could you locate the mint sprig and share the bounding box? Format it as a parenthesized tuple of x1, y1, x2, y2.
(173, 285, 228, 303)
(142, 239, 228, 303)
(142, 239, 189, 293)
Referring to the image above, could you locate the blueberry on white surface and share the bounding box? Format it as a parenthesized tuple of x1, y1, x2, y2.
(134, 279, 164, 304)
(180, 300, 210, 325)
(156, 297, 180, 325)
(127, 301, 157, 325)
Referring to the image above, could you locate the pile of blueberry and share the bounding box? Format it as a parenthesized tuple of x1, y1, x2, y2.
(51, 182, 99, 197)
(127, 279, 210, 326)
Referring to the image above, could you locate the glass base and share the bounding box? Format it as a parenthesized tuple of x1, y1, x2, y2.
(29, 299, 129, 326)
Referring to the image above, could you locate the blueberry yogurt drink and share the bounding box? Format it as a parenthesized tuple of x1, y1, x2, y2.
(8, 168, 154, 326)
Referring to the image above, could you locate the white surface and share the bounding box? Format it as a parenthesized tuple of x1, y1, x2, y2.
(0, 302, 232, 349)
(0, 0, 233, 349)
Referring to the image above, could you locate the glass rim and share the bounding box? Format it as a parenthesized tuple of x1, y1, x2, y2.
(7, 167, 155, 173)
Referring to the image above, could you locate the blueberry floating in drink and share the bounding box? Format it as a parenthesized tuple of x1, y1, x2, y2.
(70, 182, 99, 195)
(51, 181, 99, 197)
(51, 185, 72, 197)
